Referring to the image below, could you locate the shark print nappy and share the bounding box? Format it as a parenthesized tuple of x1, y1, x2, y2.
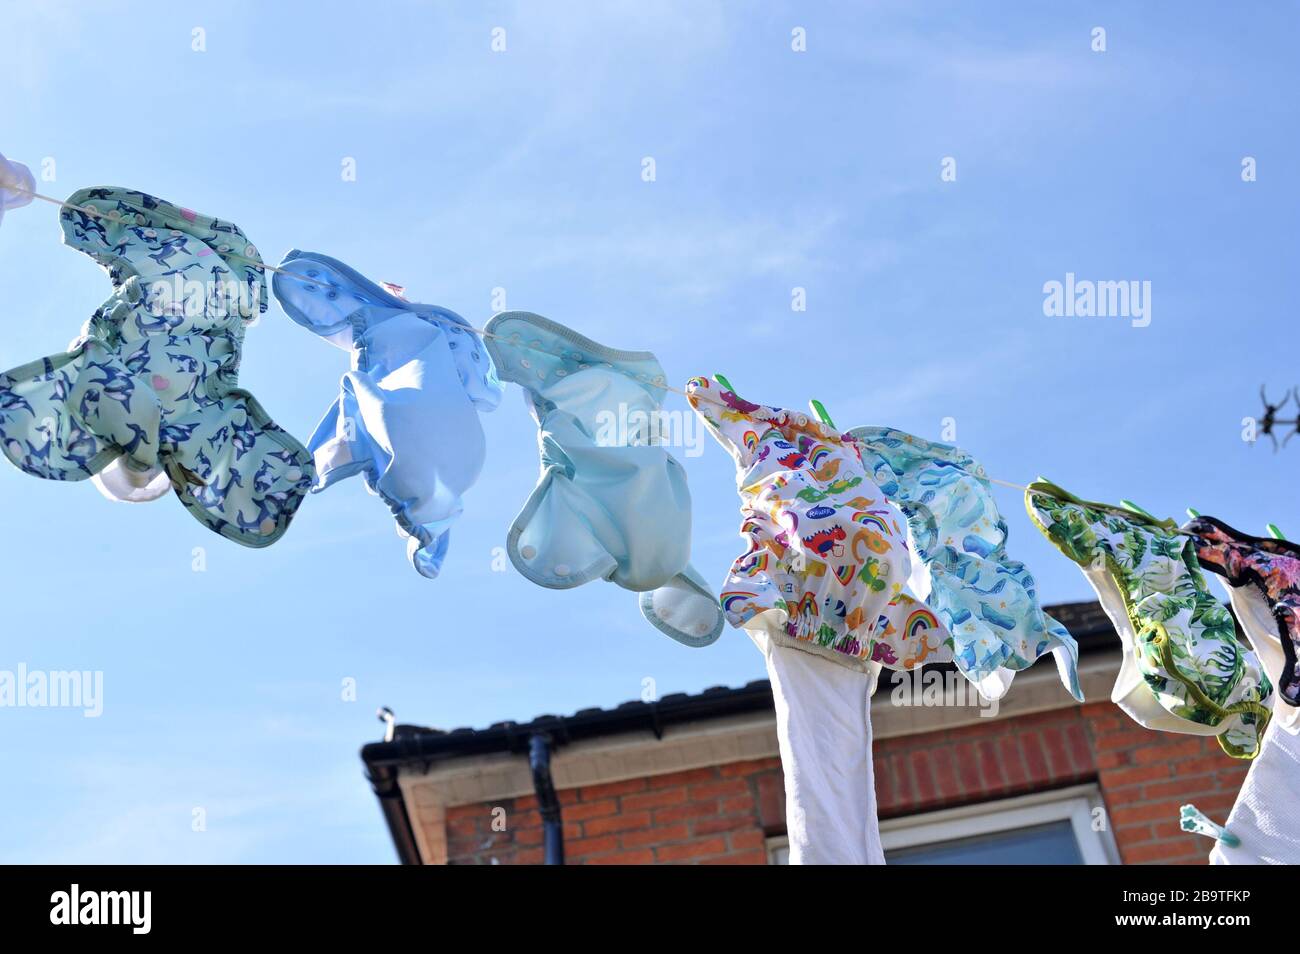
(851, 427, 1081, 702)
(687, 377, 951, 675)
(0, 187, 314, 546)
(1027, 481, 1272, 757)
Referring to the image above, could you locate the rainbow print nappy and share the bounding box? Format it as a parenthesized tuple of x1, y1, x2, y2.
(687, 376, 951, 674)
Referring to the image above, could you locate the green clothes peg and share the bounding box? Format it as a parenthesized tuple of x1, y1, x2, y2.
(714, 373, 737, 394)
(1267, 523, 1286, 540)
(1186, 508, 1201, 519)
(1179, 804, 1240, 848)
(1120, 499, 1158, 522)
(808, 399, 837, 430)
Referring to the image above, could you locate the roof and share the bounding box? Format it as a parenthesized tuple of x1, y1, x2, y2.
(363, 600, 1116, 768)
(360, 600, 1120, 863)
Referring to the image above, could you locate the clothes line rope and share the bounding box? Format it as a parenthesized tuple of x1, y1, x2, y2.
(6, 184, 1201, 536)
(10, 188, 660, 382)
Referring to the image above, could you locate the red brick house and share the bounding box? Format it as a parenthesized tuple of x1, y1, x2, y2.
(361, 601, 1248, 864)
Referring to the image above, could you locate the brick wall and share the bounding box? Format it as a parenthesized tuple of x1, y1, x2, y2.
(438, 706, 1252, 864)
(444, 759, 786, 865)
(1085, 702, 1250, 864)
(874, 708, 1096, 817)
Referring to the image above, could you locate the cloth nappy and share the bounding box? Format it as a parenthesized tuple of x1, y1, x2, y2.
(1027, 481, 1272, 757)
(852, 427, 1081, 702)
(0, 153, 35, 228)
(1209, 717, 1300, 865)
(1186, 517, 1300, 719)
(687, 377, 951, 674)
(273, 252, 503, 577)
(483, 313, 722, 647)
(0, 187, 314, 546)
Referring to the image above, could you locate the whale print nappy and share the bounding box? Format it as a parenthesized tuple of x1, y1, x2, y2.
(0, 187, 314, 546)
(273, 251, 504, 577)
(851, 427, 1081, 701)
(483, 313, 723, 647)
(1027, 481, 1272, 757)
(686, 377, 951, 674)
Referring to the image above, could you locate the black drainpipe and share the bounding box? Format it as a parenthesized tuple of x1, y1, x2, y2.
(528, 733, 564, 865)
(364, 760, 421, 865)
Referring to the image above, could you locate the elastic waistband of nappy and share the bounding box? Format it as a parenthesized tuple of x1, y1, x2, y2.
(1186, 515, 1300, 557)
(848, 426, 982, 474)
(485, 312, 659, 366)
(1025, 478, 1179, 531)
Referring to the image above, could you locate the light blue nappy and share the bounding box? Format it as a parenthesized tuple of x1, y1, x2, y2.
(273, 251, 504, 578)
(483, 312, 722, 647)
(851, 426, 1082, 701)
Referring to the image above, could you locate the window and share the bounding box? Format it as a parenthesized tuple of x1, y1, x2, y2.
(886, 819, 1084, 864)
(882, 784, 1118, 864)
(766, 784, 1118, 864)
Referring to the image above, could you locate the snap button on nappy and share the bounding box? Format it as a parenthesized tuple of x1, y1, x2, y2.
(520, 359, 531, 369)
(245, 245, 257, 257)
(134, 213, 147, 225)
(553, 563, 571, 576)
(520, 545, 537, 560)
(285, 467, 302, 483)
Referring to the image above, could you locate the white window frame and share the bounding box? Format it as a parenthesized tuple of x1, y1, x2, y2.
(766, 784, 1120, 864)
(879, 783, 1119, 865)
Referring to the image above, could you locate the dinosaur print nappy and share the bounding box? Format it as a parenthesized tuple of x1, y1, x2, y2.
(483, 313, 723, 647)
(0, 187, 314, 546)
(852, 427, 1081, 702)
(1186, 517, 1300, 714)
(273, 251, 504, 578)
(1027, 481, 1272, 757)
(687, 377, 951, 674)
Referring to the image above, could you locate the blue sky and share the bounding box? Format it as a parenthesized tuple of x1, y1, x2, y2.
(1, 1, 1295, 862)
